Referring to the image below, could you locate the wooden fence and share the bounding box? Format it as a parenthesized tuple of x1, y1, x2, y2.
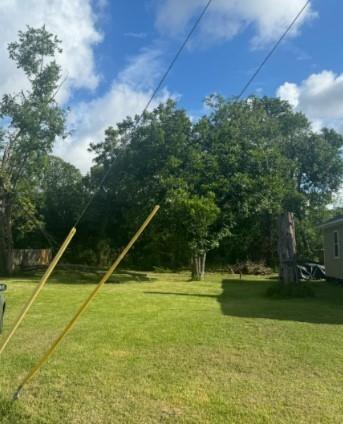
(12, 249, 52, 271)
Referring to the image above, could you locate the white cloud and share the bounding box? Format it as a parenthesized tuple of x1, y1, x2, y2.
(155, 0, 316, 47)
(277, 82, 300, 108)
(277, 71, 343, 133)
(124, 32, 147, 39)
(118, 46, 164, 90)
(54, 84, 168, 173)
(54, 48, 172, 173)
(0, 1, 173, 174)
(0, 0, 102, 102)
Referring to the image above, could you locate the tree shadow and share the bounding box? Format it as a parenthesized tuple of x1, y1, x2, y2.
(0, 394, 30, 423)
(145, 278, 343, 325)
(220, 279, 343, 324)
(6, 268, 155, 285)
(144, 291, 216, 299)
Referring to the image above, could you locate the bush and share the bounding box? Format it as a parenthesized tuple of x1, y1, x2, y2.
(232, 260, 274, 275)
(152, 266, 173, 273)
(266, 283, 315, 298)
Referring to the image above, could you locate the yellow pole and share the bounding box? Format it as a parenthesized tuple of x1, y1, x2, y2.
(0, 227, 76, 356)
(13, 205, 159, 400)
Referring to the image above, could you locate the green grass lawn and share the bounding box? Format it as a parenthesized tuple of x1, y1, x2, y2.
(1, 270, 343, 423)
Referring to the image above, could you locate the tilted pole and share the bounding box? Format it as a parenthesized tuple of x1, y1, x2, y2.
(0, 227, 76, 355)
(13, 205, 159, 400)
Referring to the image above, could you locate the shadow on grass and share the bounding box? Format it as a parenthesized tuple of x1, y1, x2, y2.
(144, 291, 216, 299)
(0, 395, 30, 424)
(145, 278, 343, 325)
(218, 279, 343, 324)
(6, 268, 154, 285)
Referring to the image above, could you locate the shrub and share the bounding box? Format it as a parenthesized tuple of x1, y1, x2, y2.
(232, 260, 273, 275)
(152, 266, 173, 273)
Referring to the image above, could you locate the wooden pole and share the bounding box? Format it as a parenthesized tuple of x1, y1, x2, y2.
(0, 227, 76, 355)
(13, 206, 159, 400)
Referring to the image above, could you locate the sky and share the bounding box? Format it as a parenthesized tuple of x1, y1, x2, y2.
(0, 0, 342, 174)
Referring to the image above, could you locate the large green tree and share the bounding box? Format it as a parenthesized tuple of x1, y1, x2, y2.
(200, 96, 343, 283)
(88, 96, 343, 280)
(89, 101, 229, 278)
(0, 26, 66, 274)
(166, 189, 224, 280)
(39, 156, 86, 242)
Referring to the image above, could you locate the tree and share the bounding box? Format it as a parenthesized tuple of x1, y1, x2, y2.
(194, 96, 343, 283)
(39, 156, 86, 242)
(261, 100, 343, 283)
(192, 96, 291, 273)
(89, 101, 229, 277)
(0, 26, 66, 274)
(87, 96, 343, 280)
(166, 189, 226, 280)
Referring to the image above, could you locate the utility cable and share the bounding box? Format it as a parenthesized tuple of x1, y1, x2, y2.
(236, 0, 311, 99)
(0, 0, 213, 356)
(74, 0, 213, 227)
(19, 200, 57, 248)
(13, 206, 159, 400)
(75, 0, 309, 226)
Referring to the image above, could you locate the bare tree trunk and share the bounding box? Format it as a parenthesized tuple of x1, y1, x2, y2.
(277, 211, 298, 284)
(191, 252, 206, 281)
(0, 194, 14, 275)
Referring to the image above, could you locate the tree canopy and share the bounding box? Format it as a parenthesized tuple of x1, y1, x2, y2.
(2, 28, 343, 280)
(0, 26, 67, 273)
(85, 96, 343, 278)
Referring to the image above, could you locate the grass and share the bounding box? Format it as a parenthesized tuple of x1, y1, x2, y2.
(1, 270, 343, 423)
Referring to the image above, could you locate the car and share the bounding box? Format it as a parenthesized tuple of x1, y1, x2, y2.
(0, 283, 7, 334)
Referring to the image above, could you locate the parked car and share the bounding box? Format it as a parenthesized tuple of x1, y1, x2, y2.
(0, 283, 7, 334)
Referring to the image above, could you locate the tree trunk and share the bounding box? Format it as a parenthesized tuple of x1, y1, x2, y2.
(0, 194, 14, 275)
(191, 252, 206, 281)
(277, 211, 298, 284)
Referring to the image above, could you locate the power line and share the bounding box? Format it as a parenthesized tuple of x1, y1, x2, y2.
(236, 0, 311, 100)
(20, 202, 57, 248)
(76, 0, 310, 225)
(5, 75, 69, 250)
(74, 0, 213, 227)
(140, 0, 213, 117)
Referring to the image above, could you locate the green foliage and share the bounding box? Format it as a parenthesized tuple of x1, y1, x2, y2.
(39, 156, 87, 241)
(4, 74, 340, 272)
(0, 26, 67, 272)
(1, 29, 343, 275)
(8, 26, 62, 78)
(89, 100, 214, 268)
(85, 96, 343, 271)
(12, 195, 48, 248)
(1, 26, 66, 175)
(166, 189, 223, 254)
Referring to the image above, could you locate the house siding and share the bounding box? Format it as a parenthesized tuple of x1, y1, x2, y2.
(323, 224, 343, 279)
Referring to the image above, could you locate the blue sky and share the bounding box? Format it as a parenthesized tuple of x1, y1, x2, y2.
(94, 0, 316, 108)
(92, 0, 340, 114)
(0, 1, 342, 172)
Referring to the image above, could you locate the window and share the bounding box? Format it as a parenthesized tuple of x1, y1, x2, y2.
(333, 231, 340, 258)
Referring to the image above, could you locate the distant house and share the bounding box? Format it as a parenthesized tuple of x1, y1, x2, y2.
(319, 216, 343, 280)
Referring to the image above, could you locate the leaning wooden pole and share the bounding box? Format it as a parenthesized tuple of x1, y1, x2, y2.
(13, 205, 159, 400)
(0, 227, 77, 356)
